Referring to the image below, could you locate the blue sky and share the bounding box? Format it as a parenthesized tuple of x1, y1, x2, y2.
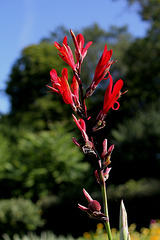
(0, 0, 149, 114)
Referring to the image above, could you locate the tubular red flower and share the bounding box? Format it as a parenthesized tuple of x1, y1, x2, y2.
(47, 68, 76, 110)
(93, 45, 113, 84)
(85, 45, 114, 98)
(54, 36, 76, 71)
(101, 139, 114, 160)
(70, 29, 92, 63)
(93, 74, 124, 131)
(102, 74, 123, 115)
(72, 114, 88, 142)
(101, 138, 114, 170)
(95, 167, 111, 184)
(72, 115, 96, 156)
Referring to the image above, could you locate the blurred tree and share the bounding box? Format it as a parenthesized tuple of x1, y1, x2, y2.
(111, 105, 160, 183)
(81, 24, 132, 87)
(0, 198, 44, 236)
(121, 0, 160, 115)
(5, 42, 73, 128)
(128, 0, 160, 31)
(0, 121, 89, 200)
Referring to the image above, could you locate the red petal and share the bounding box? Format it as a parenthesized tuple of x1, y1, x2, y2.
(83, 188, 93, 203)
(61, 68, 73, 105)
(112, 79, 123, 97)
(71, 76, 79, 99)
(72, 114, 83, 131)
(54, 42, 61, 50)
(76, 34, 84, 50)
(112, 101, 120, 110)
(63, 36, 68, 46)
(78, 204, 88, 212)
(46, 85, 59, 93)
(78, 119, 86, 132)
(103, 75, 113, 106)
(50, 69, 57, 80)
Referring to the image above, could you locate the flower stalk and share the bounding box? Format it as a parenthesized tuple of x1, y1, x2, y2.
(100, 173, 112, 240)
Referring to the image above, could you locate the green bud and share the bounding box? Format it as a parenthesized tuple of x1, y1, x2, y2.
(120, 227, 128, 240)
(119, 200, 130, 240)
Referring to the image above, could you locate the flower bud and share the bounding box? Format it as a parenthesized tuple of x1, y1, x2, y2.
(88, 200, 101, 212)
(119, 200, 130, 240)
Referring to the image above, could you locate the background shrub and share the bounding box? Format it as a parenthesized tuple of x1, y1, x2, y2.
(0, 198, 44, 236)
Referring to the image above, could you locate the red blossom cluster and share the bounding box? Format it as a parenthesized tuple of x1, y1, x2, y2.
(47, 29, 126, 222)
(47, 29, 124, 126)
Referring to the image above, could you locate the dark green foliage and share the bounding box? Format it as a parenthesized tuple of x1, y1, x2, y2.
(110, 105, 160, 184)
(108, 178, 160, 199)
(0, 198, 44, 236)
(0, 122, 89, 199)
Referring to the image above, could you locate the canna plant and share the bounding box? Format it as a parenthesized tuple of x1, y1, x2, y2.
(47, 29, 130, 240)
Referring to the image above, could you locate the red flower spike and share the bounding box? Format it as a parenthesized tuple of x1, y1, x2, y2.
(47, 68, 76, 111)
(70, 29, 92, 63)
(54, 36, 76, 71)
(78, 189, 107, 221)
(85, 45, 114, 98)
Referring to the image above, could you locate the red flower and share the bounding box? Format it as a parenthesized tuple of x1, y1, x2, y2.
(78, 189, 107, 221)
(102, 74, 123, 115)
(95, 139, 113, 184)
(72, 114, 96, 155)
(70, 29, 92, 63)
(72, 114, 89, 143)
(85, 45, 114, 98)
(101, 139, 114, 162)
(95, 167, 111, 184)
(47, 68, 77, 111)
(54, 36, 76, 71)
(93, 74, 124, 131)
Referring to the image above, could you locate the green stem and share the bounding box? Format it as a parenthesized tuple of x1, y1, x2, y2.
(100, 175, 112, 240)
